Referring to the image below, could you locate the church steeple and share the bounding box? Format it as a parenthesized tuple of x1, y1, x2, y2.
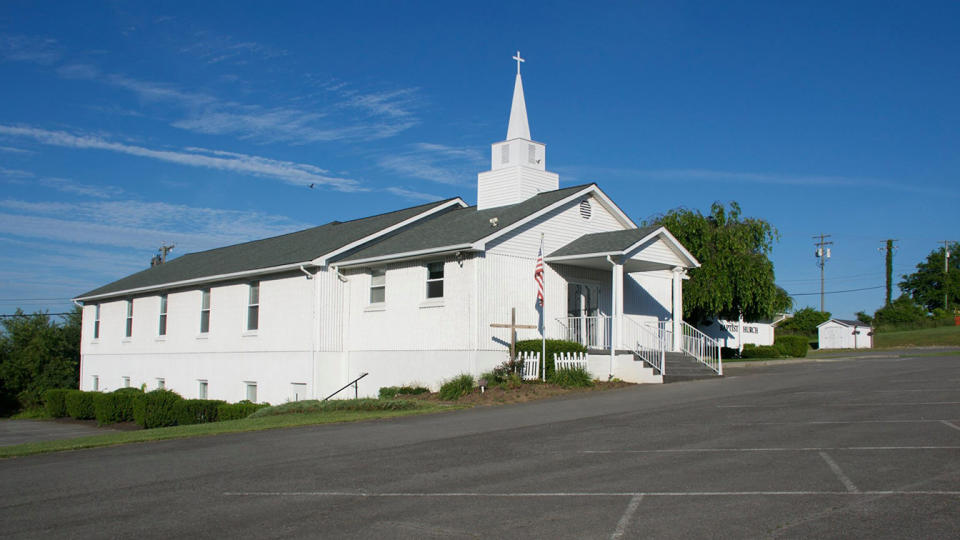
(506, 52, 531, 140)
(476, 51, 559, 210)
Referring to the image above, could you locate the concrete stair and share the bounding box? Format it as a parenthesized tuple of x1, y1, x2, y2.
(662, 351, 722, 383)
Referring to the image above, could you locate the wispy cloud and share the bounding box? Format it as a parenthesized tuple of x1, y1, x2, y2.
(384, 186, 444, 202)
(178, 32, 287, 65)
(0, 145, 34, 154)
(2, 167, 122, 198)
(0, 198, 307, 253)
(0, 34, 61, 64)
(0, 124, 361, 191)
(55, 63, 100, 79)
(378, 143, 484, 185)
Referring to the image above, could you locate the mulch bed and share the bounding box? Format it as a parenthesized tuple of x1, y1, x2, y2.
(409, 380, 635, 406)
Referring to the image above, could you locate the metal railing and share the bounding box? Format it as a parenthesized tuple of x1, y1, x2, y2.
(681, 321, 722, 375)
(323, 372, 369, 401)
(555, 316, 612, 350)
(625, 318, 665, 374)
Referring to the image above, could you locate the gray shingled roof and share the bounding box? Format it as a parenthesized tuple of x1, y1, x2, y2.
(76, 198, 458, 300)
(335, 184, 595, 263)
(833, 319, 871, 327)
(547, 225, 662, 258)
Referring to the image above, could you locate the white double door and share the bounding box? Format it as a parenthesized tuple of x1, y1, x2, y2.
(567, 282, 603, 348)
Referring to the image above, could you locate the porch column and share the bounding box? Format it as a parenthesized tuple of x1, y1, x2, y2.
(671, 267, 685, 352)
(611, 261, 624, 350)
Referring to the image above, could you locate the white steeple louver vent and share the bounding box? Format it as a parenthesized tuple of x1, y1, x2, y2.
(579, 200, 592, 220)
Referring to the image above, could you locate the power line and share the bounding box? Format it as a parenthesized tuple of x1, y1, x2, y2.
(788, 285, 884, 297)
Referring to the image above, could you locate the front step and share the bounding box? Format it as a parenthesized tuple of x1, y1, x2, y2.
(662, 351, 721, 383)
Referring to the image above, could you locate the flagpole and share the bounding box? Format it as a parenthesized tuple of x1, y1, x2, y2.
(540, 233, 546, 382)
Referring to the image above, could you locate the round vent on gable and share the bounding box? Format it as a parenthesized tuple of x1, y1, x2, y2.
(579, 200, 592, 220)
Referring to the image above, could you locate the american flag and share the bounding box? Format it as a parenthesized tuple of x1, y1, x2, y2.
(534, 243, 545, 307)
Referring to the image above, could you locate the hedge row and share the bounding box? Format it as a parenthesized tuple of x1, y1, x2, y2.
(42, 389, 269, 428)
(740, 335, 810, 359)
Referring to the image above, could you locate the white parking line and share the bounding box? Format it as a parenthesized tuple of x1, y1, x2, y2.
(819, 451, 859, 493)
(610, 494, 642, 540)
(718, 402, 960, 408)
(581, 446, 960, 453)
(941, 420, 960, 432)
(222, 490, 960, 497)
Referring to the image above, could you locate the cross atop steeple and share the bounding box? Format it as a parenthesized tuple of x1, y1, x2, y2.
(512, 50, 524, 74)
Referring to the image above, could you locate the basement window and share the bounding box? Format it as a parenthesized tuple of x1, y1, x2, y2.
(92, 375, 99, 392)
(198, 380, 208, 399)
(426, 262, 444, 299)
(245, 382, 258, 403)
(122, 376, 130, 388)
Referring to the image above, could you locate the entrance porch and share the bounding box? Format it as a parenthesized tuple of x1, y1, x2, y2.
(546, 226, 722, 377)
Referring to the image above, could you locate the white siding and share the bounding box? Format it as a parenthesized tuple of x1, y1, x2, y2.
(477, 166, 558, 210)
(627, 237, 686, 267)
(344, 255, 475, 352)
(487, 194, 627, 257)
(79, 272, 316, 404)
(818, 321, 873, 349)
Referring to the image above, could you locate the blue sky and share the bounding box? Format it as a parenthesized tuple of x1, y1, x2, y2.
(1, 1, 957, 319)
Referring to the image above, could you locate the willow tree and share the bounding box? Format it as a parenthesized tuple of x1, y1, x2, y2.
(646, 202, 791, 324)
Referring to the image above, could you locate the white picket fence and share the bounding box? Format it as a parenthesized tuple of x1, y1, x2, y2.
(518, 351, 541, 381)
(554, 352, 588, 371)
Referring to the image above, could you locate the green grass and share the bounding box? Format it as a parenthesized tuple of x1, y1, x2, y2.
(10, 408, 50, 420)
(0, 402, 457, 459)
(874, 325, 960, 348)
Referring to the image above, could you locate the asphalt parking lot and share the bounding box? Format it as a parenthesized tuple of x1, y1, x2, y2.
(1, 351, 958, 538)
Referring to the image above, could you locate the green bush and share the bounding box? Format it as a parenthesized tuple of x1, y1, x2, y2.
(132, 389, 183, 428)
(774, 335, 808, 357)
(217, 400, 271, 421)
(174, 399, 226, 425)
(548, 366, 594, 388)
(438, 374, 474, 401)
(250, 398, 419, 418)
(516, 339, 586, 378)
(64, 390, 96, 419)
(92, 388, 142, 425)
(43, 388, 70, 418)
(378, 386, 430, 399)
(739, 344, 782, 359)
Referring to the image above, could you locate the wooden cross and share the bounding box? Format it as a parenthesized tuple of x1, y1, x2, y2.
(513, 51, 524, 74)
(490, 307, 537, 360)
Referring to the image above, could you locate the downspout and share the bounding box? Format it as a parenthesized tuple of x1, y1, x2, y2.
(300, 265, 318, 399)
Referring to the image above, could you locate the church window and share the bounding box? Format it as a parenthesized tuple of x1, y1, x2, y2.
(198, 380, 208, 399)
(579, 200, 592, 220)
(528, 144, 536, 164)
(125, 300, 133, 338)
(156, 378, 165, 390)
(245, 382, 258, 403)
(122, 376, 130, 388)
(426, 262, 444, 298)
(93, 304, 100, 339)
(247, 282, 260, 331)
(158, 294, 168, 336)
(370, 268, 386, 304)
(200, 289, 211, 333)
(92, 375, 99, 392)
(501, 144, 509, 164)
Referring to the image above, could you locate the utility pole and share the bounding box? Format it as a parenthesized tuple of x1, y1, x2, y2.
(151, 243, 175, 267)
(813, 234, 833, 312)
(878, 239, 898, 306)
(942, 241, 952, 311)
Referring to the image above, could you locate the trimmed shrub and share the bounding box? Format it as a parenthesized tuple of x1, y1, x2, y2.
(516, 339, 587, 378)
(250, 398, 419, 418)
(64, 390, 96, 419)
(774, 335, 808, 358)
(438, 374, 474, 401)
(43, 388, 70, 418)
(132, 389, 183, 428)
(174, 399, 226, 425)
(92, 388, 142, 425)
(217, 400, 271, 421)
(720, 347, 740, 360)
(548, 366, 594, 388)
(739, 344, 782, 359)
(378, 386, 430, 399)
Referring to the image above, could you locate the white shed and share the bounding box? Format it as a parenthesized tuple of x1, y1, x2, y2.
(817, 319, 873, 350)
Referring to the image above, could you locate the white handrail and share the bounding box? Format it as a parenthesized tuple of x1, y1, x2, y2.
(681, 321, 722, 375)
(626, 318, 665, 375)
(555, 316, 612, 350)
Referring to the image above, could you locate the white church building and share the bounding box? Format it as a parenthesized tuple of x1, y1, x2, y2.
(74, 58, 722, 403)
